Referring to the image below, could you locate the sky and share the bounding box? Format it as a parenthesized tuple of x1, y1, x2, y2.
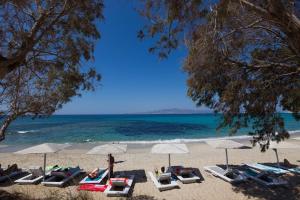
(57, 0, 210, 114)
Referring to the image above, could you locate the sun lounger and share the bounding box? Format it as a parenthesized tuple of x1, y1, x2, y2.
(79, 168, 108, 184)
(239, 167, 288, 187)
(286, 167, 300, 174)
(15, 165, 61, 185)
(168, 166, 200, 184)
(0, 164, 23, 182)
(104, 175, 135, 197)
(244, 163, 289, 174)
(148, 172, 179, 191)
(41, 166, 82, 187)
(271, 164, 300, 175)
(204, 166, 247, 183)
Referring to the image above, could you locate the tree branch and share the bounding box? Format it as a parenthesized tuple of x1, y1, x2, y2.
(239, 0, 269, 15)
(0, 0, 68, 79)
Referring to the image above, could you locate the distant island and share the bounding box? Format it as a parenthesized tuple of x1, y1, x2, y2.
(130, 108, 212, 115)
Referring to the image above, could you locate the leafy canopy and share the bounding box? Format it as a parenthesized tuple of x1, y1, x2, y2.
(138, 0, 300, 150)
(0, 0, 103, 141)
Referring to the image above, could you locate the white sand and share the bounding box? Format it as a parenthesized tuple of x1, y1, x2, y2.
(1, 139, 300, 200)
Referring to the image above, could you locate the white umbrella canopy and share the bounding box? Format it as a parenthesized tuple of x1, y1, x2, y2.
(86, 144, 127, 155)
(269, 141, 300, 166)
(15, 143, 71, 154)
(151, 143, 189, 167)
(151, 143, 189, 154)
(206, 140, 250, 169)
(206, 140, 248, 149)
(292, 136, 300, 140)
(86, 144, 127, 179)
(14, 143, 71, 181)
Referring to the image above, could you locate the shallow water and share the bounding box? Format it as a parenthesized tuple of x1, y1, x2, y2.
(2, 113, 299, 145)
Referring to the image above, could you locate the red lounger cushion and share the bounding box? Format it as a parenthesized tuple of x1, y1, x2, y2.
(78, 184, 107, 192)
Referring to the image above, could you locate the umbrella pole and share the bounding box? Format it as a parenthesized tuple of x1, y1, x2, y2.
(43, 153, 46, 181)
(273, 149, 280, 167)
(225, 149, 229, 170)
(168, 154, 171, 168)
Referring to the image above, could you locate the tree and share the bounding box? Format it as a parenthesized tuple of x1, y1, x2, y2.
(138, 0, 300, 150)
(0, 0, 103, 141)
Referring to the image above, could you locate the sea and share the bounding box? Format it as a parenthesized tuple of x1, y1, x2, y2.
(1, 113, 300, 145)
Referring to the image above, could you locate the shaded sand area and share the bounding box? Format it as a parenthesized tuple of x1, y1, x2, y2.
(0, 138, 300, 200)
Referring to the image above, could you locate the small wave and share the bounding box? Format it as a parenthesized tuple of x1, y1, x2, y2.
(117, 130, 300, 144)
(117, 135, 253, 144)
(289, 130, 300, 134)
(17, 130, 37, 134)
(83, 138, 93, 143)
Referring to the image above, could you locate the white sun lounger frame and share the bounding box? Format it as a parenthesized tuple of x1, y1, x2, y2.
(176, 172, 200, 184)
(204, 166, 247, 183)
(244, 163, 289, 174)
(104, 175, 135, 197)
(148, 171, 179, 191)
(79, 168, 108, 184)
(274, 165, 300, 174)
(14, 167, 61, 185)
(239, 168, 288, 187)
(15, 173, 45, 185)
(41, 168, 82, 187)
(168, 166, 200, 184)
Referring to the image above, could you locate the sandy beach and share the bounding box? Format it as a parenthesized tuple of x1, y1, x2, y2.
(1, 137, 300, 200)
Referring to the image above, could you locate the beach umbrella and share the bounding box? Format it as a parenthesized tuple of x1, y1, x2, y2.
(86, 144, 127, 179)
(14, 143, 70, 180)
(292, 137, 300, 140)
(206, 140, 250, 170)
(269, 141, 300, 166)
(151, 143, 189, 167)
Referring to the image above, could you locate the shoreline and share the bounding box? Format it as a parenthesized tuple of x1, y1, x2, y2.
(1, 131, 300, 153)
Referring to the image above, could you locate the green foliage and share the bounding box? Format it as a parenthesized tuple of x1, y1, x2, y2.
(139, 0, 300, 149)
(137, 0, 207, 58)
(0, 0, 103, 141)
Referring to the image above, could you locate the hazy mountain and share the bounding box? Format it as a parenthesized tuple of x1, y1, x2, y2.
(132, 108, 211, 114)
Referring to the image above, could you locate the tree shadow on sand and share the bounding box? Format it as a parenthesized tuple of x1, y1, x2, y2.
(0, 172, 29, 187)
(188, 167, 205, 182)
(226, 164, 300, 200)
(64, 171, 87, 187)
(113, 169, 147, 197)
(115, 169, 147, 183)
(124, 195, 164, 200)
(232, 178, 300, 200)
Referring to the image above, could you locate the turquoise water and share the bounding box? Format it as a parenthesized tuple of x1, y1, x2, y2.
(1, 114, 300, 145)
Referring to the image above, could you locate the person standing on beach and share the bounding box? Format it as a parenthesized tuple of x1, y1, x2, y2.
(108, 154, 115, 178)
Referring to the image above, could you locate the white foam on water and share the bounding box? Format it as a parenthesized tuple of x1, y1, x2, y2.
(17, 130, 37, 134)
(112, 130, 300, 144)
(83, 138, 92, 142)
(55, 129, 300, 145)
(117, 135, 253, 144)
(289, 130, 300, 134)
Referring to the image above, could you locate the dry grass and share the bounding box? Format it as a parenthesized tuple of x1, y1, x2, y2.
(0, 190, 159, 200)
(0, 189, 94, 200)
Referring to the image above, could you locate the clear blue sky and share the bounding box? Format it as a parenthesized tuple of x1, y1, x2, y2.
(57, 0, 209, 114)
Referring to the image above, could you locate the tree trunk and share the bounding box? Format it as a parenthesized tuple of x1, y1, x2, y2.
(0, 115, 14, 142)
